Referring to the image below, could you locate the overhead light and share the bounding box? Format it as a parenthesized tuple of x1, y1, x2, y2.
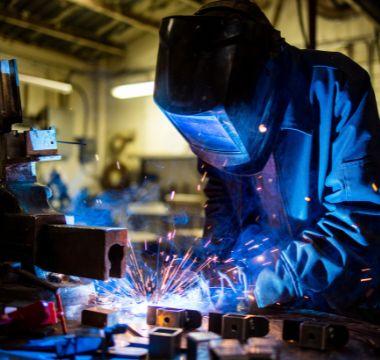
(19, 74, 73, 94)
(111, 81, 155, 100)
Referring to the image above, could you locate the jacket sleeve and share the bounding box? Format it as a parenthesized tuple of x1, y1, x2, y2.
(198, 160, 242, 259)
(254, 71, 380, 310)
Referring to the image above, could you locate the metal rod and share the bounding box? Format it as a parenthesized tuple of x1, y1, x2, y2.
(55, 293, 68, 335)
(57, 140, 87, 146)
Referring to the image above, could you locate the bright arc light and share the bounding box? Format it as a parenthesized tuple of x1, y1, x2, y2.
(111, 81, 155, 100)
(19, 74, 73, 94)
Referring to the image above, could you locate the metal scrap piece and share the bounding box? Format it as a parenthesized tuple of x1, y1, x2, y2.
(81, 307, 121, 328)
(156, 308, 186, 328)
(222, 314, 269, 342)
(147, 305, 202, 330)
(149, 327, 183, 359)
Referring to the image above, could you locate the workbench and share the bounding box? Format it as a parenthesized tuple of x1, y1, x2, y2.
(1, 309, 379, 359)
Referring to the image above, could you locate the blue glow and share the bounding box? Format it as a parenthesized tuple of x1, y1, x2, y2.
(165, 108, 248, 155)
(0, 60, 10, 75)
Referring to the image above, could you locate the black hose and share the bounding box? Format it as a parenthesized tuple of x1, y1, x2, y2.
(296, 0, 310, 48)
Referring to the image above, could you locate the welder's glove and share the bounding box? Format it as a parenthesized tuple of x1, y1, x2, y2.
(253, 255, 299, 307)
(253, 239, 357, 309)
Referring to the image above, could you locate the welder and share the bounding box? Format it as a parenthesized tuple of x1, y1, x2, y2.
(154, 0, 380, 318)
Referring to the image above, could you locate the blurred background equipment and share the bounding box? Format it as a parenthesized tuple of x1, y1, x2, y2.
(101, 133, 134, 190)
(0, 59, 129, 323)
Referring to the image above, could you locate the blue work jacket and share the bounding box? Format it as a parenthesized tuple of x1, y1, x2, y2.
(201, 45, 380, 315)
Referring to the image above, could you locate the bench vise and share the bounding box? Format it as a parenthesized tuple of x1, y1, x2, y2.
(0, 59, 127, 281)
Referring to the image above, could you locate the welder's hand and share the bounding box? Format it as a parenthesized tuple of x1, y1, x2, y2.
(253, 259, 298, 308)
(205, 262, 258, 313)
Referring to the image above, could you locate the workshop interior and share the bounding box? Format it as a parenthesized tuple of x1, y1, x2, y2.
(0, 0, 380, 359)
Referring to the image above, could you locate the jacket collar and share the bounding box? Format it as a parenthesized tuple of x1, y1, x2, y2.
(280, 46, 315, 135)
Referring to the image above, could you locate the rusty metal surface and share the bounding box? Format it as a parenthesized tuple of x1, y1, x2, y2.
(0, 213, 66, 266)
(0, 183, 57, 214)
(81, 307, 121, 328)
(4, 131, 26, 160)
(0, 180, 128, 281)
(36, 225, 128, 280)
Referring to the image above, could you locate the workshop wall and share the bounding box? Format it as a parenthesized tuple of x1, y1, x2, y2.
(277, 2, 380, 107)
(106, 34, 195, 190)
(107, 34, 192, 159)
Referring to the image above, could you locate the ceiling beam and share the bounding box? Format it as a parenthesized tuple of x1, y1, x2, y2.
(49, 4, 78, 25)
(346, 0, 380, 25)
(64, 0, 159, 33)
(0, 12, 126, 57)
(0, 36, 95, 71)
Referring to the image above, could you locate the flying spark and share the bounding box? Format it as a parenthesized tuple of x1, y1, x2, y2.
(255, 255, 266, 263)
(258, 124, 268, 133)
(201, 172, 208, 183)
(94, 235, 250, 316)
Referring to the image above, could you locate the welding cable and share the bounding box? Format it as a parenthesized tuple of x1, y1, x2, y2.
(7, 266, 68, 335)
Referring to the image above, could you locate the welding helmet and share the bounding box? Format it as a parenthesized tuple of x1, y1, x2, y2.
(154, 0, 288, 174)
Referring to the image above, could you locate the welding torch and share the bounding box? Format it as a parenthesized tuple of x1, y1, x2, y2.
(3, 265, 68, 334)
